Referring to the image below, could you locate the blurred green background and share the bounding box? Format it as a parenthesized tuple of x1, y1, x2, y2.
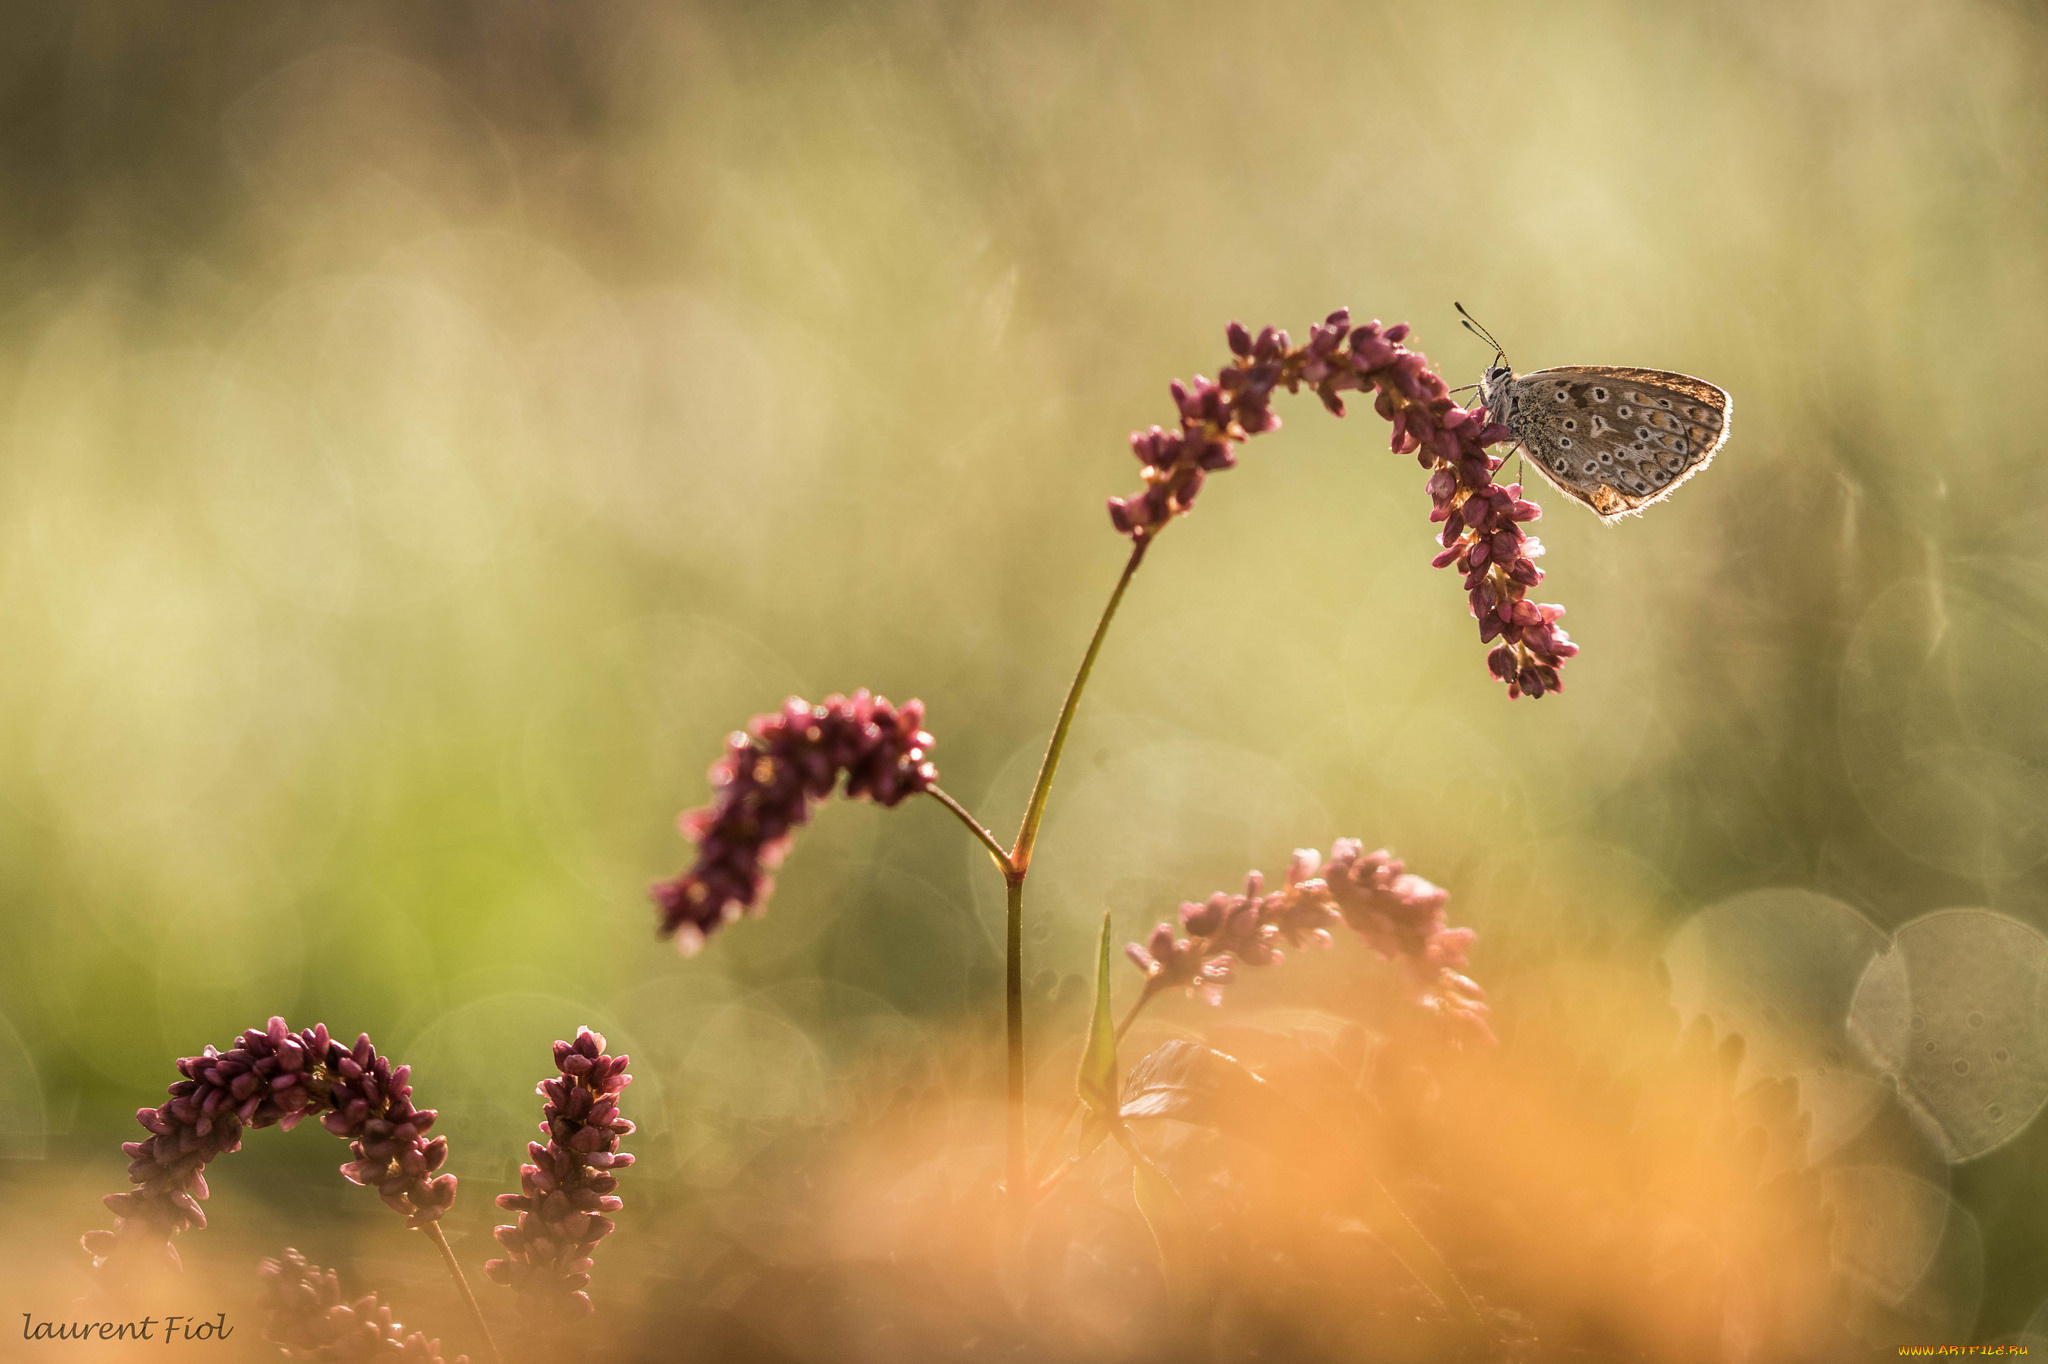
(2, 0, 2047, 1354)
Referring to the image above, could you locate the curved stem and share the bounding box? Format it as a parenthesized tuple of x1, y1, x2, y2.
(1001, 537, 1152, 1229)
(926, 785, 1014, 874)
(1010, 538, 1150, 871)
(423, 1221, 502, 1364)
(1113, 988, 1150, 1044)
(1034, 1153, 1081, 1201)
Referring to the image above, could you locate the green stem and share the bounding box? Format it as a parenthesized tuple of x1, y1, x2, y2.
(1001, 537, 1152, 1228)
(1005, 868, 1027, 1226)
(1034, 1152, 1081, 1200)
(423, 1221, 502, 1364)
(1113, 989, 1148, 1044)
(1010, 538, 1150, 871)
(926, 785, 1014, 874)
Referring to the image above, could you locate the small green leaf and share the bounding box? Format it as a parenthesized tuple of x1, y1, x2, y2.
(1116, 1126, 1205, 1304)
(1075, 911, 1119, 1157)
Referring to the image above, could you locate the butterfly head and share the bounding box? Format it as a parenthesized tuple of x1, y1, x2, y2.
(1476, 357, 1515, 421)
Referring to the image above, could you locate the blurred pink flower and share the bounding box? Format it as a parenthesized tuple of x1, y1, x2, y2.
(1127, 842, 1492, 1045)
(257, 1248, 469, 1363)
(1324, 840, 1495, 1047)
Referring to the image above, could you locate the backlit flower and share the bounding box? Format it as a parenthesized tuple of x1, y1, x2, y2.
(1108, 310, 1576, 695)
(651, 690, 935, 953)
(83, 1020, 455, 1280)
(485, 1028, 635, 1319)
(256, 1248, 469, 1363)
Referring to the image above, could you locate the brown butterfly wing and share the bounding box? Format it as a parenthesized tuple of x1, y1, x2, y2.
(1500, 366, 1732, 519)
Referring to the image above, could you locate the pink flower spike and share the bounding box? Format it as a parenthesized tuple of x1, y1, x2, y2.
(84, 1023, 456, 1283)
(485, 1028, 634, 1320)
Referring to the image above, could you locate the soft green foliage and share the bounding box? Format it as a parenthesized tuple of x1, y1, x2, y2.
(1075, 918, 1209, 1307)
(1116, 1125, 1204, 1307)
(1075, 912, 1120, 1158)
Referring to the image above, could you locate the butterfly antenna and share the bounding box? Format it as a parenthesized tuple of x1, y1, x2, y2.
(1454, 301, 1506, 363)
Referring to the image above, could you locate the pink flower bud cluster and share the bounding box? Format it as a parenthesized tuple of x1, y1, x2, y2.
(484, 1028, 635, 1319)
(1322, 840, 1494, 1046)
(1108, 310, 1378, 538)
(1122, 843, 1327, 1003)
(1381, 354, 1576, 697)
(256, 1248, 468, 1363)
(1125, 843, 1493, 1045)
(1426, 469, 1576, 698)
(83, 1019, 456, 1278)
(650, 690, 936, 953)
(1124, 849, 1330, 1005)
(1108, 309, 1577, 696)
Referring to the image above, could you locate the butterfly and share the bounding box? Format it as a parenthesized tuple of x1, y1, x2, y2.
(1458, 304, 1731, 519)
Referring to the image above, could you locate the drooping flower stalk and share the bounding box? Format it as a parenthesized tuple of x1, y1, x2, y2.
(83, 1019, 457, 1279)
(256, 1248, 470, 1363)
(1107, 310, 1577, 696)
(1427, 473, 1575, 699)
(484, 1028, 635, 1319)
(650, 690, 937, 952)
